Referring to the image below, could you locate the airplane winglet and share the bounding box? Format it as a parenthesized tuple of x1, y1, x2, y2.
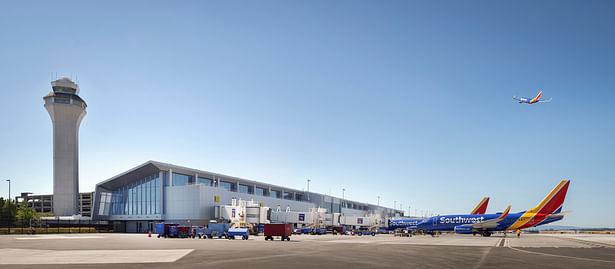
(468, 205, 511, 229)
(497, 205, 511, 220)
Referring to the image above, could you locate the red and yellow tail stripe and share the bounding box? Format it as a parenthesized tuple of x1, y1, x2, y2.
(470, 197, 490, 215)
(507, 180, 570, 230)
(529, 91, 543, 103)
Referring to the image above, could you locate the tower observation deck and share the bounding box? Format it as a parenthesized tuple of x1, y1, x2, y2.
(43, 77, 87, 216)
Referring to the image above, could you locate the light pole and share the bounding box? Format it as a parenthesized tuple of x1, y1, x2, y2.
(377, 196, 380, 206)
(400, 203, 403, 216)
(307, 179, 311, 201)
(394, 200, 396, 212)
(6, 179, 10, 234)
(342, 188, 345, 209)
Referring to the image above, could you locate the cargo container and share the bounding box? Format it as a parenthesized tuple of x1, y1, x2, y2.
(168, 225, 194, 238)
(155, 223, 179, 238)
(264, 224, 292, 241)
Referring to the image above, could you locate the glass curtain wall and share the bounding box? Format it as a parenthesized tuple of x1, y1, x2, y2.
(172, 173, 191, 186)
(197, 177, 212, 186)
(109, 173, 161, 215)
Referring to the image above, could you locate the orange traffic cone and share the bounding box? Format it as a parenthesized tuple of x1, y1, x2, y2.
(148, 231, 151, 237)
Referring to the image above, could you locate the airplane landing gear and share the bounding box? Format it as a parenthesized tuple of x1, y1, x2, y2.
(481, 231, 492, 237)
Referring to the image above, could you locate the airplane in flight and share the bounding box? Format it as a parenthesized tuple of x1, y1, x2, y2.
(513, 91, 552, 104)
(417, 180, 571, 236)
(388, 197, 490, 231)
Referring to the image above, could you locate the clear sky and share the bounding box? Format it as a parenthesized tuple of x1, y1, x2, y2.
(0, 0, 613, 227)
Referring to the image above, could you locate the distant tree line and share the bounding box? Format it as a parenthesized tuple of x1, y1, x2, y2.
(0, 197, 54, 225)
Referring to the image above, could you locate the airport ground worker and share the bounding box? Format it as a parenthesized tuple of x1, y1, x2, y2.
(517, 229, 521, 238)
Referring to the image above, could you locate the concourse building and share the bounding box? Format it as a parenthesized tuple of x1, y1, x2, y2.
(92, 161, 402, 233)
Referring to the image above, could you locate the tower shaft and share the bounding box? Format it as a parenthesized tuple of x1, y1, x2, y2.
(43, 78, 87, 216)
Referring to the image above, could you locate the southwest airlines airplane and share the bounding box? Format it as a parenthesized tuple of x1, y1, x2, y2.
(388, 197, 490, 231)
(513, 91, 552, 104)
(417, 180, 571, 236)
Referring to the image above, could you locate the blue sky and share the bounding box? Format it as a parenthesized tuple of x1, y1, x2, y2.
(0, 0, 613, 227)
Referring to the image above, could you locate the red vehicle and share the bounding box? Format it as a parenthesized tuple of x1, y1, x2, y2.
(331, 226, 346, 235)
(264, 224, 292, 241)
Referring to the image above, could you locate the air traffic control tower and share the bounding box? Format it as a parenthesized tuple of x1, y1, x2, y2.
(43, 77, 87, 216)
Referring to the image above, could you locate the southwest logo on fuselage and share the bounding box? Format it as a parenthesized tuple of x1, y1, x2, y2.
(388, 197, 489, 230)
(439, 216, 485, 224)
(417, 180, 571, 236)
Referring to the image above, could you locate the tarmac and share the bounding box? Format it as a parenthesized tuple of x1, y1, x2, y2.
(0, 232, 614, 268)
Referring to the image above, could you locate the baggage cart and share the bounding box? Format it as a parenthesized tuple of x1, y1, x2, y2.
(227, 227, 250, 240)
(264, 224, 292, 241)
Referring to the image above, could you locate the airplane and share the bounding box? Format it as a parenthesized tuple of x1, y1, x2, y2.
(388, 197, 490, 231)
(417, 180, 571, 236)
(513, 91, 552, 104)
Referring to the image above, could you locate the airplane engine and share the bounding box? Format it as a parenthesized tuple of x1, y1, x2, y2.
(454, 225, 473, 234)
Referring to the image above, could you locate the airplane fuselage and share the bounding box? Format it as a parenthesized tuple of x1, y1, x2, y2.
(417, 211, 564, 233)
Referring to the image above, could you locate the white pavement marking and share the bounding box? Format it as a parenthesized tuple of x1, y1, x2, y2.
(541, 234, 615, 248)
(509, 247, 615, 264)
(16, 235, 104, 240)
(0, 249, 194, 264)
(473, 247, 492, 269)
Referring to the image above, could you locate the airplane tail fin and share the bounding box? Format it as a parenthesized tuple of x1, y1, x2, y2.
(470, 197, 490, 215)
(530, 91, 543, 103)
(529, 180, 571, 215)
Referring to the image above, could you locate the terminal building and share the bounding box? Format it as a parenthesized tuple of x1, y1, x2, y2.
(30, 78, 404, 232)
(93, 161, 402, 233)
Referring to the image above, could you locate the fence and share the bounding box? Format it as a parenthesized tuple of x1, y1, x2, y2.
(0, 218, 113, 234)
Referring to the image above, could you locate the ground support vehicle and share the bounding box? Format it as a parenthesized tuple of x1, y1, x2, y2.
(354, 227, 376, 236)
(194, 228, 208, 239)
(264, 224, 292, 241)
(331, 226, 346, 235)
(168, 226, 193, 238)
(310, 228, 327, 235)
(227, 228, 250, 240)
(197, 223, 230, 239)
(155, 223, 179, 238)
(394, 228, 412, 237)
